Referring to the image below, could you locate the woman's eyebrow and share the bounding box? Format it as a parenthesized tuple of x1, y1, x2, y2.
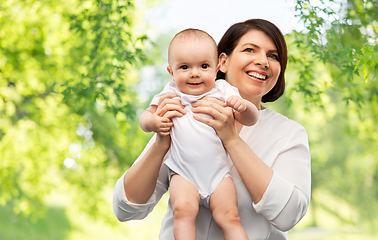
(241, 43, 259, 49)
(268, 49, 278, 54)
(241, 43, 278, 54)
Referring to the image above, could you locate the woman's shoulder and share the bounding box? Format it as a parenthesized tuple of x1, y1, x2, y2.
(259, 108, 306, 133)
(257, 108, 309, 146)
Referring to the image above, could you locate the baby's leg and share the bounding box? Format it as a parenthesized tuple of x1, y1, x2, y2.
(209, 176, 248, 240)
(170, 174, 200, 240)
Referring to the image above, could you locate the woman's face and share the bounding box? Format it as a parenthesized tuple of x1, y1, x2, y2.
(219, 30, 281, 107)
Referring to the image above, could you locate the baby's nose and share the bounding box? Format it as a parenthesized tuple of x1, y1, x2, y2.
(190, 68, 200, 78)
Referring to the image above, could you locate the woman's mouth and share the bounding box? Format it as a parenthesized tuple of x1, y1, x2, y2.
(247, 71, 267, 81)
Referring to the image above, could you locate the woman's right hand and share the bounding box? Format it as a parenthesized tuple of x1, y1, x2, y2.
(156, 93, 186, 118)
(123, 93, 185, 204)
(154, 93, 186, 150)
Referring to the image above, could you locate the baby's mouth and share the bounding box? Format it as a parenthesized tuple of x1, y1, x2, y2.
(247, 71, 267, 80)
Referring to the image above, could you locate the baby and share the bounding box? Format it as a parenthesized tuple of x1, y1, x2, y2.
(139, 29, 258, 240)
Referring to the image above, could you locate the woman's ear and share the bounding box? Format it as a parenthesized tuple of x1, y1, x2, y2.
(218, 53, 228, 73)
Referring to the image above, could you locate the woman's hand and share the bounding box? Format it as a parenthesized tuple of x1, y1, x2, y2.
(154, 93, 186, 150)
(123, 93, 186, 204)
(156, 93, 186, 118)
(191, 96, 239, 146)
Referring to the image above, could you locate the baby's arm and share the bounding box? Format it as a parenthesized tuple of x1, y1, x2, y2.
(226, 95, 259, 126)
(139, 105, 173, 136)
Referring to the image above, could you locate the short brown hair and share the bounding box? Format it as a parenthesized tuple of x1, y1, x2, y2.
(217, 19, 287, 103)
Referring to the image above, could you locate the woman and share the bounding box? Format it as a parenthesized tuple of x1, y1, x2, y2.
(113, 19, 311, 240)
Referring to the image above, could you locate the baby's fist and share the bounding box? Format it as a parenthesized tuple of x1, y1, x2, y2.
(226, 95, 246, 112)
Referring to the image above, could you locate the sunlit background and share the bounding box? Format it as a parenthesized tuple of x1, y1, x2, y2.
(1, 0, 377, 239)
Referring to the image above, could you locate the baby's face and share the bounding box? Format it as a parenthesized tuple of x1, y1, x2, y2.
(167, 38, 218, 95)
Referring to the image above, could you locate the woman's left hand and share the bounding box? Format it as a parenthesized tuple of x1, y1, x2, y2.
(191, 96, 239, 145)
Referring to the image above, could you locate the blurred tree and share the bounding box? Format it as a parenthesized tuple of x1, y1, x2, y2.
(0, 0, 155, 219)
(279, 0, 378, 231)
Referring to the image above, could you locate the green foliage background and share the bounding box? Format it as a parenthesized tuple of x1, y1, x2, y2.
(0, 0, 152, 220)
(285, 0, 378, 231)
(0, 0, 377, 239)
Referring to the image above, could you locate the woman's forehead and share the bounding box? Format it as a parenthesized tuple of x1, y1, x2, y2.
(237, 30, 276, 50)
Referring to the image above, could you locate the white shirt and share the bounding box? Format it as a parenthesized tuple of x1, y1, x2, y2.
(151, 80, 239, 200)
(113, 108, 311, 240)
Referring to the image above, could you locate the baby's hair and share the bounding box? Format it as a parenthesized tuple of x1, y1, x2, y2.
(171, 28, 216, 43)
(168, 28, 217, 64)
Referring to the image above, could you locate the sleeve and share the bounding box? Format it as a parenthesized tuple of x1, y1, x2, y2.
(217, 80, 241, 100)
(151, 82, 174, 106)
(112, 134, 170, 221)
(252, 125, 311, 231)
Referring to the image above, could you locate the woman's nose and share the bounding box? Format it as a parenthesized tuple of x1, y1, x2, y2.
(254, 53, 269, 69)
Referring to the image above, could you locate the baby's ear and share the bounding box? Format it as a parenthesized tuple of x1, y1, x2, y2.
(167, 66, 173, 76)
(218, 53, 228, 73)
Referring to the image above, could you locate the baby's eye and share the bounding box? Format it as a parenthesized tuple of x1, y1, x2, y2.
(201, 64, 209, 69)
(268, 54, 279, 61)
(180, 65, 188, 70)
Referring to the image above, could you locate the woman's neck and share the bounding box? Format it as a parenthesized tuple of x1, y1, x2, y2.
(252, 100, 264, 110)
(241, 95, 263, 110)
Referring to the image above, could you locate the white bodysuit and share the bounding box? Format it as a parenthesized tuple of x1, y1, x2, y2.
(151, 80, 240, 204)
(113, 107, 311, 239)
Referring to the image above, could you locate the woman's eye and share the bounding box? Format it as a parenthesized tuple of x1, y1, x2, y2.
(243, 48, 254, 53)
(268, 54, 279, 60)
(180, 65, 188, 70)
(201, 64, 209, 69)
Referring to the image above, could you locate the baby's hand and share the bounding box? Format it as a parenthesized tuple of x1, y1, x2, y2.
(151, 114, 173, 136)
(226, 95, 246, 112)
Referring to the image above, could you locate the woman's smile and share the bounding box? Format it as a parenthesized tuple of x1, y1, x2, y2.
(246, 70, 268, 81)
